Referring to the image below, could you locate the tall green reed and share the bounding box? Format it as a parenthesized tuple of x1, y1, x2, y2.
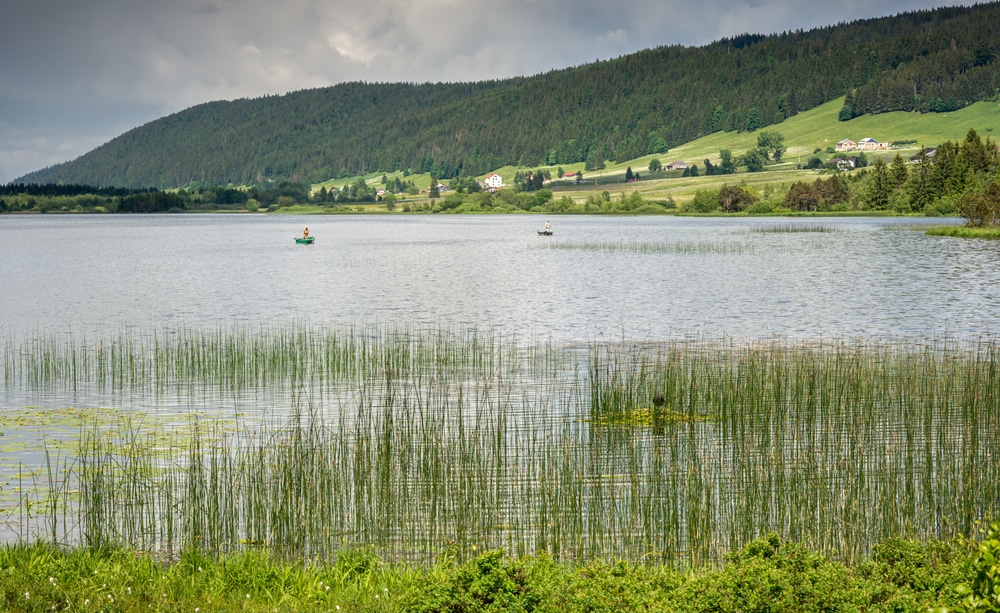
(4, 326, 998, 568)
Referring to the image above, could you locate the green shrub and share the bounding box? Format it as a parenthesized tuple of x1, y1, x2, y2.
(402, 550, 546, 613)
(688, 189, 719, 213)
(671, 533, 863, 613)
(743, 200, 777, 215)
(927, 195, 959, 216)
(952, 522, 1000, 612)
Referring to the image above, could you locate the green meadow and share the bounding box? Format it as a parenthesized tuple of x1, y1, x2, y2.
(311, 97, 1000, 209)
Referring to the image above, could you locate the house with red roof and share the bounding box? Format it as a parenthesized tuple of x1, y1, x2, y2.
(483, 173, 503, 190)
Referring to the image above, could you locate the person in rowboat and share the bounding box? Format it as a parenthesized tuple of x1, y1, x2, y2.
(303, 226, 310, 239)
(544, 220, 551, 233)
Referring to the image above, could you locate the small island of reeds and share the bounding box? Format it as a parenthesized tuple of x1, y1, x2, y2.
(927, 225, 1000, 239)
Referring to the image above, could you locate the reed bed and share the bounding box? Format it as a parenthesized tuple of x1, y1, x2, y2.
(2, 323, 565, 400)
(536, 240, 758, 255)
(750, 224, 836, 233)
(3, 326, 999, 569)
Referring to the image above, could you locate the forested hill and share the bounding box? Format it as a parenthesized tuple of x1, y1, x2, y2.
(18, 3, 1000, 189)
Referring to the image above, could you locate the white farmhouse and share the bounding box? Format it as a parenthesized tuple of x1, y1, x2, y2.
(483, 173, 503, 190)
(858, 137, 888, 151)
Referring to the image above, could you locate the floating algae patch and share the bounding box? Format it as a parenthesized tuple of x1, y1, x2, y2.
(0, 405, 239, 539)
(2, 405, 112, 429)
(0, 407, 108, 486)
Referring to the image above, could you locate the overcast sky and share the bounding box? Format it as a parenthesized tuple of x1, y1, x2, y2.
(0, 0, 972, 184)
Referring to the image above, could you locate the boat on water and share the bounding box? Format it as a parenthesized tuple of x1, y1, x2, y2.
(537, 230, 553, 236)
(295, 236, 315, 244)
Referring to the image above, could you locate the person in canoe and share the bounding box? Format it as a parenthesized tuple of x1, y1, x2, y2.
(303, 226, 310, 239)
(544, 220, 551, 233)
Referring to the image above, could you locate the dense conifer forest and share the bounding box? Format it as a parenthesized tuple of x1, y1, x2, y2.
(15, 3, 1000, 189)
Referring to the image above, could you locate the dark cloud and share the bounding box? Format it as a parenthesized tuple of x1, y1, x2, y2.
(0, 0, 969, 183)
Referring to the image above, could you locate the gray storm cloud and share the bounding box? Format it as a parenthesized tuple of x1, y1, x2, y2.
(0, 0, 969, 183)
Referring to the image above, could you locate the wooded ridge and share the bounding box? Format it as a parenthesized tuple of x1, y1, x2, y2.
(16, 3, 1000, 189)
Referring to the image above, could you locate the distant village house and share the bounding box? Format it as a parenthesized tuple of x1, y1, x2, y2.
(858, 137, 889, 151)
(666, 161, 688, 171)
(835, 137, 889, 152)
(836, 157, 858, 172)
(483, 172, 503, 191)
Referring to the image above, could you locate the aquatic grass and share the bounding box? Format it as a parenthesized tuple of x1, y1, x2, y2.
(585, 335, 1000, 562)
(751, 223, 836, 233)
(926, 225, 1000, 239)
(3, 325, 999, 569)
(536, 240, 758, 255)
(2, 323, 566, 402)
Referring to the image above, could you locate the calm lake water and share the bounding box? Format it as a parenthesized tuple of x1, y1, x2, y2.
(1, 213, 998, 555)
(1, 213, 996, 343)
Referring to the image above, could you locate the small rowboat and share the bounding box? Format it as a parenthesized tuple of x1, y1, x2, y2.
(295, 236, 315, 244)
(538, 230, 553, 236)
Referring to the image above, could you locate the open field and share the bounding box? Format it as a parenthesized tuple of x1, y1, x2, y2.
(310, 97, 1000, 210)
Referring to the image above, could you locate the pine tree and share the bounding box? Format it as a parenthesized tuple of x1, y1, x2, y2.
(710, 105, 726, 133)
(906, 148, 937, 213)
(719, 149, 737, 174)
(865, 159, 892, 210)
(890, 153, 909, 188)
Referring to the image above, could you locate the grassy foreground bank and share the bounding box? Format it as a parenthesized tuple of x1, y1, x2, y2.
(0, 533, 982, 612)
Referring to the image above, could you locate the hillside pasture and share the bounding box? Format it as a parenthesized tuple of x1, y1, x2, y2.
(312, 97, 1000, 212)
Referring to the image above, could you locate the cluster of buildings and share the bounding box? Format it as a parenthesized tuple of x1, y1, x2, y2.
(835, 137, 889, 152)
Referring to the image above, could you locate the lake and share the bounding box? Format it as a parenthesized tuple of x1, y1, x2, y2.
(1, 214, 995, 342)
(1, 213, 998, 562)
